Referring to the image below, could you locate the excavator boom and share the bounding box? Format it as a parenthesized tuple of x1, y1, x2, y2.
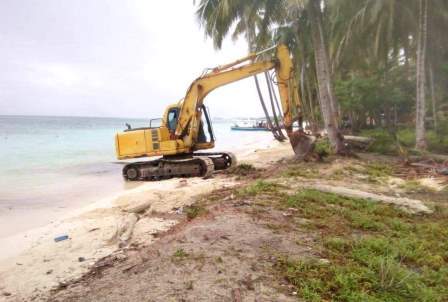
(175, 45, 307, 150)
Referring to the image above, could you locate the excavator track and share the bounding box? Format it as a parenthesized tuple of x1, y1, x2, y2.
(122, 151, 236, 181)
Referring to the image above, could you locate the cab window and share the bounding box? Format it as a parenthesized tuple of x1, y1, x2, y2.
(167, 108, 178, 131)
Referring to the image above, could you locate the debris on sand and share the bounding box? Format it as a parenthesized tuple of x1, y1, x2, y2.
(54, 235, 69, 242)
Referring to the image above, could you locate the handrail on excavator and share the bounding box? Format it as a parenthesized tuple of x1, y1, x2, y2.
(212, 45, 278, 73)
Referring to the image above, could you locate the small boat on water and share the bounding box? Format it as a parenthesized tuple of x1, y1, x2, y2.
(231, 119, 270, 131)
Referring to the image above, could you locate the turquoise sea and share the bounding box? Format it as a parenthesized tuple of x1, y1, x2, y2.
(0, 115, 274, 237)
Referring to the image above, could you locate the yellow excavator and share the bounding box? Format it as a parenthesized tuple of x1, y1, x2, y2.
(115, 44, 314, 181)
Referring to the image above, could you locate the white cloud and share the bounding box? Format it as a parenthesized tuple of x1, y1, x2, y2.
(0, 0, 268, 119)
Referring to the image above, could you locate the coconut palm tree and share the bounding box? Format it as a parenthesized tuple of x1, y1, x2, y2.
(195, 0, 347, 154)
(270, 9, 320, 134)
(331, 0, 448, 149)
(305, 0, 346, 153)
(415, 0, 428, 150)
(427, 1, 448, 133)
(331, 0, 416, 130)
(196, 0, 288, 141)
(269, 0, 347, 153)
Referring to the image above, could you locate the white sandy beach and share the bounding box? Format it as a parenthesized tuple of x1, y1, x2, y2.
(0, 140, 293, 301)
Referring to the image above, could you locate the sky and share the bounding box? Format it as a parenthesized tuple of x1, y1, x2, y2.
(0, 0, 267, 119)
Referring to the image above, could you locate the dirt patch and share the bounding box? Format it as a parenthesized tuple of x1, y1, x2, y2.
(47, 202, 316, 302)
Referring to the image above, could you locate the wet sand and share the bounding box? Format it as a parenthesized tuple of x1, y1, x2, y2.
(0, 173, 141, 238)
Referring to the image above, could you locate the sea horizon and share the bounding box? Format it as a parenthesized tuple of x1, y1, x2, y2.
(0, 114, 268, 122)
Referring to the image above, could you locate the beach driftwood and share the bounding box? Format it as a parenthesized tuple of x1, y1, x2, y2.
(302, 183, 432, 214)
(343, 135, 374, 150)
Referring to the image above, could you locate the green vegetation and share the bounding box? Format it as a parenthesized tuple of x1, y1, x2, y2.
(184, 204, 207, 220)
(237, 180, 282, 197)
(399, 180, 434, 194)
(195, 0, 448, 153)
(229, 176, 447, 301)
(361, 128, 448, 155)
(360, 129, 403, 155)
(314, 138, 331, 156)
(363, 163, 393, 178)
(347, 162, 393, 183)
(268, 189, 448, 301)
(173, 248, 189, 259)
(283, 166, 319, 178)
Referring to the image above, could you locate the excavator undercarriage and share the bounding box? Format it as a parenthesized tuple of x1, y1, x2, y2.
(122, 152, 236, 181)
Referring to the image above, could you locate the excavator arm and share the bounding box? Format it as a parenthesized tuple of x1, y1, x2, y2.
(175, 44, 311, 156)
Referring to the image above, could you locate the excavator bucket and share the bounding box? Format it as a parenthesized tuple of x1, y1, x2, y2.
(288, 131, 316, 159)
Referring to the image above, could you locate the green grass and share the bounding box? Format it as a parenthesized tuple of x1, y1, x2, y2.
(347, 163, 393, 183)
(172, 248, 189, 261)
(283, 166, 319, 178)
(237, 180, 283, 197)
(364, 163, 393, 178)
(273, 189, 448, 301)
(399, 180, 434, 193)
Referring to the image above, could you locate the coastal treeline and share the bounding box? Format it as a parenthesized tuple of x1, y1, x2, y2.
(195, 0, 448, 154)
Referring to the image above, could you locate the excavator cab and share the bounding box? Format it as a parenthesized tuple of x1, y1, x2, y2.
(196, 105, 215, 145)
(166, 107, 179, 132)
(165, 104, 215, 146)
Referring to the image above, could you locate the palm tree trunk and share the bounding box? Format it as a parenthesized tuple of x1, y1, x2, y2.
(305, 68, 319, 134)
(244, 20, 282, 141)
(271, 80, 283, 118)
(299, 64, 312, 131)
(299, 43, 318, 135)
(393, 105, 398, 127)
(264, 72, 286, 140)
(308, 0, 345, 154)
(254, 75, 282, 140)
(429, 63, 437, 131)
(415, 0, 428, 150)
